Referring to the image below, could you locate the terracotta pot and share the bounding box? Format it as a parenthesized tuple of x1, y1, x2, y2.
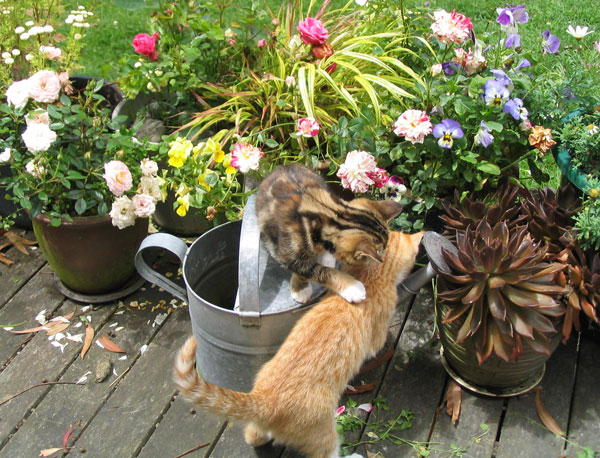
(32, 214, 148, 295)
(436, 302, 561, 396)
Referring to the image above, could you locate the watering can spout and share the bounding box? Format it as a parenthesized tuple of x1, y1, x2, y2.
(396, 231, 457, 302)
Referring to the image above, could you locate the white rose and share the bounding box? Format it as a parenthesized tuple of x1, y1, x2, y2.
(138, 176, 162, 201)
(109, 196, 137, 229)
(22, 123, 57, 152)
(25, 160, 46, 178)
(140, 158, 158, 176)
(25, 110, 50, 126)
(132, 193, 156, 218)
(6, 79, 30, 109)
(0, 147, 11, 163)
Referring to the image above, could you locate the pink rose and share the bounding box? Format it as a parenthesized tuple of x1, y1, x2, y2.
(103, 160, 133, 196)
(297, 17, 329, 45)
(230, 142, 263, 173)
(132, 32, 160, 61)
(257, 38, 267, 48)
(132, 193, 156, 218)
(297, 117, 320, 137)
(336, 150, 378, 193)
(39, 45, 62, 60)
(28, 70, 62, 103)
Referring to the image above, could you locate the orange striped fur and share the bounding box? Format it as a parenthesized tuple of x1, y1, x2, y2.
(174, 230, 424, 458)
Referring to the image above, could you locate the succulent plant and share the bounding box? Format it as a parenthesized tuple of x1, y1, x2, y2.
(437, 220, 568, 363)
(439, 183, 527, 234)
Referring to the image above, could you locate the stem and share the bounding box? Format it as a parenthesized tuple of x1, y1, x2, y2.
(499, 148, 538, 173)
(174, 442, 210, 458)
(1, 381, 83, 407)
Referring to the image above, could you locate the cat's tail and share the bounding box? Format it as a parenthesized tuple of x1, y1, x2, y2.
(173, 336, 258, 422)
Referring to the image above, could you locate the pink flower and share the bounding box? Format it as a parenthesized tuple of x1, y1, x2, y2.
(132, 32, 160, 61)
(336, 150, 378, 193)
(392, 109, 433, 144)
(132, 193, 156, 218)
(297, 117, 320, 137)
(28, 70, 62, 103)
(140, 158, 158, 176)
(103, 160, 133, 196)
(257, 38, 267, 48)
(452, 47, 486, 75)
(230, 142, 264, 173)
(431, 9, 473, 45)
(39, 45, 62, 60)
(368, 168, 390, 188)
(25, 110, 50, 126)
(595, 41, 600, 53)
(335, 406, 346, 417)
(297, 17, 329, 45)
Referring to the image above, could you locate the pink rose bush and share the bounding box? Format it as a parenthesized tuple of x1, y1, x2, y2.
(392, 110, 433, 144)
(230, 142, 264, 173)
(430, 9, 473, 45)
(297, 17, 329, 45)
(336, 150, 389, 193)
(297, 117, 320, 137)
(132, 32, 160, 60)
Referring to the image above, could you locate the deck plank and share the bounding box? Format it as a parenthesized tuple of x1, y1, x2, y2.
(565, 335, 600, 456)
(65, 301, 190, 457)
(0, 265, 64, 369)
(355, 288, 447, 457)
(0, 300, 115, 451)
(208, 421, 283, 458)
(429, 389, 504, 458)
(138, 395, 226, 458)
(0, 232, 44, 308)
(495, 338, 578, 458)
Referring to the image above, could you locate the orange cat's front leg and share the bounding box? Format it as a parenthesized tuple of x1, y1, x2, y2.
(244, 422, 272, 447)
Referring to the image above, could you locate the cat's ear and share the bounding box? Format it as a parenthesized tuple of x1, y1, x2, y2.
(355, 242, 383, 263)
(372, 200, 403, 221)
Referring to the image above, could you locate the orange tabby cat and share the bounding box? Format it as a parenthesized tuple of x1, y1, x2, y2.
(174, 230, 424, 458)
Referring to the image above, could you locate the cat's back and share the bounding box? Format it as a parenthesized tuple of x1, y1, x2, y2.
(256, 164, 329, 212)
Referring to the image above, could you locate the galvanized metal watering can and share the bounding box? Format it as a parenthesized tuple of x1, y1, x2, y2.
(135, 194, 453, 392)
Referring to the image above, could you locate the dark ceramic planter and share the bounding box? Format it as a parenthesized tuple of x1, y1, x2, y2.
(436, 302, 561, 396)
(33, 214, 148, 295)
(153, 192, 211, 236)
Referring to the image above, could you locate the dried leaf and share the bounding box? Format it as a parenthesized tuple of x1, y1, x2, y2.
(0, 252, 15, 266)
(359, 346, 394, 374)
(45, 322, 71, 336)
(96, 335, 125, 353)
(4, 231, 37, 255)
(444, 381, 462, 425)
(80, 323, 94, 359)
(343, 382, 378, 394)
(63, 424, 73, 448)
(39, 448, 62, 457)
(535, 387, 564, 436)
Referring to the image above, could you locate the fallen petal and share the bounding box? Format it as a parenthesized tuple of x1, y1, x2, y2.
(358, 403, 374, 413)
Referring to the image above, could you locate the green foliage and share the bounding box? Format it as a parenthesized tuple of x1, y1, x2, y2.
(574, 189, 600, 252)
(0, 78, 153, 227)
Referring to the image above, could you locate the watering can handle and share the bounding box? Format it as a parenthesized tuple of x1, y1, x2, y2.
(236, 194, 261, 326)
(134, 232, 189, 303)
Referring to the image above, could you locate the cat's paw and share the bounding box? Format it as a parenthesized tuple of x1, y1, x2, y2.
(339, 281, 366, 303)
(291, 283, 313, 303)
(318, 251, 337, 268)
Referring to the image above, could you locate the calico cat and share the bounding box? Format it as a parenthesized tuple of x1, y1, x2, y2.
(255, 163, 402, 304)
(174, 230, 424, 458)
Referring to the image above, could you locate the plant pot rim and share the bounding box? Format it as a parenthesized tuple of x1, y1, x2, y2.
(34, 213, 147, 228)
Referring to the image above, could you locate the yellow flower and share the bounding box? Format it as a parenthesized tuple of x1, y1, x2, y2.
(223, 154, 236, 175)
(168, 137, 193, 168)
(589, 188, 599, 199)
(176, 194, 190, 217)
(198, 173, 212, 191)
(205, 138, 225, 163)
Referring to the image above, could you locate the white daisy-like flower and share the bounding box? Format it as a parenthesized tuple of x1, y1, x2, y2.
(566, 25, 593, 40)
(14, 26, 25, 34)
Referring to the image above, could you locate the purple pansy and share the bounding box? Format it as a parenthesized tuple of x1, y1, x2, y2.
(490, 69, 513, 88)
(483, 79, 510, 106)
(474, 121, 494, 148)
(433, 119, 464, 149)
(541, 30, 561, 54)
(496, 4, 529, 26)
(382, 176, 407, 201)
(516, 58, 531, 70)
(503, 98, 529, 120)
(505, 33, 521, 48)
(442, 61, 461, 75)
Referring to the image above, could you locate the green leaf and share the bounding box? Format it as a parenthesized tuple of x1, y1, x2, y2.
(67, 170, 87, 180)
(477, 162, 501, 175)
(60, 94, 71, 106)
(265, 138, 279, 148)
(485, 121, 504, 132)
(75, 198, 87, 215)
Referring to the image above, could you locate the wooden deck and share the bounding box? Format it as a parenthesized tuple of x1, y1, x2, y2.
(1, 228, 599, 458)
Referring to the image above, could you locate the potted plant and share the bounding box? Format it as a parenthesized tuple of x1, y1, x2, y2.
(435, 184, 599, 395)
(0, 66, 161, 298)
(367, 4, 563, 232)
